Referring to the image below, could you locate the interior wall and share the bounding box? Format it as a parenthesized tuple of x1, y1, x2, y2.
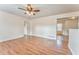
(0, 11, 28, 41)
(69, 29, 79, 55)
(1, 11, 79, 41)
(30, 11, 79, 40)
(30, 17, 56, 40)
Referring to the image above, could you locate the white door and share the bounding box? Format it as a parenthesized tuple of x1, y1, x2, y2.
(24, 21, 27, 35)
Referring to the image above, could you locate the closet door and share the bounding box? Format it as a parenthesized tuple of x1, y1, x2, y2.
(24, 23, 27, 35)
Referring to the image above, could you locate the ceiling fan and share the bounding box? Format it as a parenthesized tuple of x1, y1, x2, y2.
(18, 4, 40, 15)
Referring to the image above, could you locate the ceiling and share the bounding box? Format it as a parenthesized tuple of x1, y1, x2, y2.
(0, 4, 79, 19)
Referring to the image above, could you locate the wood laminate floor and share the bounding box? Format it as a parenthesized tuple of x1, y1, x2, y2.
(0, 36, 71, 55)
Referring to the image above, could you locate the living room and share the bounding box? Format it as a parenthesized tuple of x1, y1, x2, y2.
(0, 4, 79, 55)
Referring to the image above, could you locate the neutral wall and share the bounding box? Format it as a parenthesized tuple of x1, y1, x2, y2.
(69, 29, 79, 55)
(1, 11, 79, 41)
(0, 11, 28, 41)
(30, 11, 79, 40)
(30, 16, 56, 40)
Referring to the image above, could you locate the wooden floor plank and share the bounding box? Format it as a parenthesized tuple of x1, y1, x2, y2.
(0, 36, 71, 55)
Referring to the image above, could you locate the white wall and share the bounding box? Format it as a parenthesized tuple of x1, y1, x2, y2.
(1, 11, 79, 41)
(30, 16, 56, 40)
(0, 11, 28, 41)
(30, 11, 79, 40)
(69, 29, 79, 55)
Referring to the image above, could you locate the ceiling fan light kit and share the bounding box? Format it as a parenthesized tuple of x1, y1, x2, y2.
(18, 4, 40, 16)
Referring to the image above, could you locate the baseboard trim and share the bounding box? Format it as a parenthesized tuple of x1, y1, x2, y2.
(0, 35, 24, 42)
(0, 34, 56, 42)
(29, 34, 56, 40)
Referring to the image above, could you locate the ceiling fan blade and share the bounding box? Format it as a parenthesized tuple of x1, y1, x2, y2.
(33, 10, 40, 12)
(18, 8, 26, 11)
(27, 4, 31, 6)
(18, 4, 40, 15)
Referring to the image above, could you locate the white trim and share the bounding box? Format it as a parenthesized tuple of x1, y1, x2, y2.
(0, 34, 56, 42)
(29, 34, 56, 40)
(0, 35, 24, 42)
(68, 43, 73, 55)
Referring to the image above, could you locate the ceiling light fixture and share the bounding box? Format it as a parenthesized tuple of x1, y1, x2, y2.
(18, 4, 40, 16)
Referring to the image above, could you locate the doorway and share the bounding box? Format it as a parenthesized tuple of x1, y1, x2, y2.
(56, 16, 78, 48)
(24, 21, 27, 36)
